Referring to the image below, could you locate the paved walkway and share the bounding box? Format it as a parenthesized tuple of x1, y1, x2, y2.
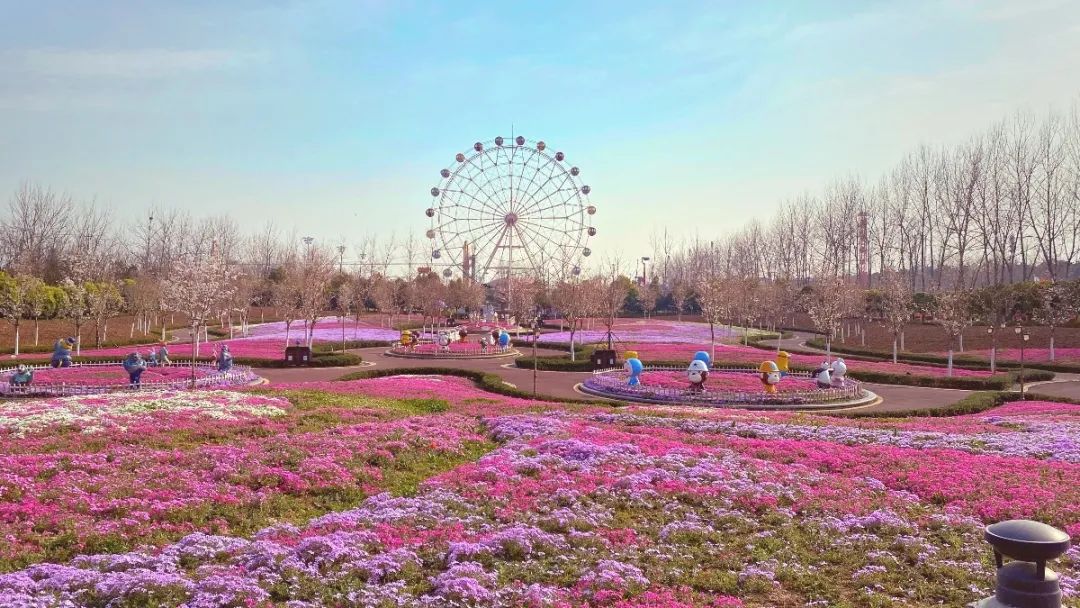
(1024, 373, 1080, 400)
(255, 344, 978, 415)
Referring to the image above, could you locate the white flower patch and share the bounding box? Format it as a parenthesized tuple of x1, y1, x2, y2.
(0, 391, 289, 436)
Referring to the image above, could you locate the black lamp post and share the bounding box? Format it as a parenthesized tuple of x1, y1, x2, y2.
(1014, 326, 1030, 397)
(977, 519, 1070, 607)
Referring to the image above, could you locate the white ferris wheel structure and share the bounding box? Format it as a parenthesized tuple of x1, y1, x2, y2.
(424, 135, 597, 285)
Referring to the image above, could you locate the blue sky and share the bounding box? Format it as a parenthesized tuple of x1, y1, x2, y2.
(1, 0, 1079, 261)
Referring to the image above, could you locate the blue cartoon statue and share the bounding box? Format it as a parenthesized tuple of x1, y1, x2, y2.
(51, 337, 76, 368)
(123, 352, 147, 387)
(216, 344, 234, 372)
(9, 365, 33, 387)
(692, 351, 711, 367)
(497, 330, 510, 348)
(624, 357, 644, 386)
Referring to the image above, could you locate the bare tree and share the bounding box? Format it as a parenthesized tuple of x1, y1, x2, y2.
(880, 271, 912, 363)
(1033, 281, 1079, 361)
(935, 290, 973, 376)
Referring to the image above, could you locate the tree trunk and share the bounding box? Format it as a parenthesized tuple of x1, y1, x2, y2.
(570, 330, 576, 362)
(13, 324, 19, 356)
(34, 319, 39, 346)
(892, 337, 898, 364)
(958, 332, 963, 353)
(947, 348, 954, 377)
(1050, 328, 1056, 361)
(710, 322, 716, 363)
(900, 331, 905, 351)
(190, 325, 198, 388)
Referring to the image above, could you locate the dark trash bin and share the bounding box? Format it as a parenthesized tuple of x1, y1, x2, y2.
(285, 346, 312, 366)
(590, 349, 618, 370)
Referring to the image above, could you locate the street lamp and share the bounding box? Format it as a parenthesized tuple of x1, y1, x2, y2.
(337, 245, 346, 273)
(302, 236, 314, 247)
(640, 256, 651, 285)
(1015, 326, 1030, 397)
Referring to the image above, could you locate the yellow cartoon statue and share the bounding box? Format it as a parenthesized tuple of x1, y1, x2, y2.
(776, 351, 790, 375)
(400, 330, 415, 351)
(758, 360, 781, 394)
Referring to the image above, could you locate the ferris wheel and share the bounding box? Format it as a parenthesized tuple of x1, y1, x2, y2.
(425, 135, 596, 283)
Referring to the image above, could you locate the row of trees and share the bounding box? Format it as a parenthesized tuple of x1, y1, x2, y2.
(647, 100, 1080, 291)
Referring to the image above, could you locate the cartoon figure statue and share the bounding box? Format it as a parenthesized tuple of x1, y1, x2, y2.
(776, 351, 791, 376)
(687, 359, 709, 392)
(692, 351, 711, 366)
(123, 352, 147, 387)
(812, 362, 832, 389)
(497, 330, 510, 349)
(622, 350, 639, 361)
(438, 332, 452, 353)
(831, 358, 848, 386)
(216, 344, 233, 372)
(158, 343, 171, 365)
(624, 357, 644, 386)
(759, 361, 781, 394)
(51, 337, 76, 368)
(9, 365, 33, 387)
(400, 330, 415, 351)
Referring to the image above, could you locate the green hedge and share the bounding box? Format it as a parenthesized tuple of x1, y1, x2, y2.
(844, 390, 1080, 418)
(338, 367, 620, 406)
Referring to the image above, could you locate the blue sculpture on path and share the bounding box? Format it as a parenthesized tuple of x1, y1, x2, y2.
(51, 337, 76, 368)
(497, 330, 510, 348)
(216, 345, 234, 372)
(624, 357, 644, 386)
(123, 352, 147, 387)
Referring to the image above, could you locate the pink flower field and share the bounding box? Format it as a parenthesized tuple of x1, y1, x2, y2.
(943, 347, 1080, 366)
(7, 364, 217, 386)
(635, 370, 819, 393)
(0, 375, 1077, 606)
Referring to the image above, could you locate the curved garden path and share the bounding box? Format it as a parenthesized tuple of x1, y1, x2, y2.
(255, 345, 975, 414)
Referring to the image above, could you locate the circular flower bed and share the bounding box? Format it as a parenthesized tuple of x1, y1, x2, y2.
(580, 366, 870, 409)
(0, 362, 262, 397)
(386, 341, 520, 359)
